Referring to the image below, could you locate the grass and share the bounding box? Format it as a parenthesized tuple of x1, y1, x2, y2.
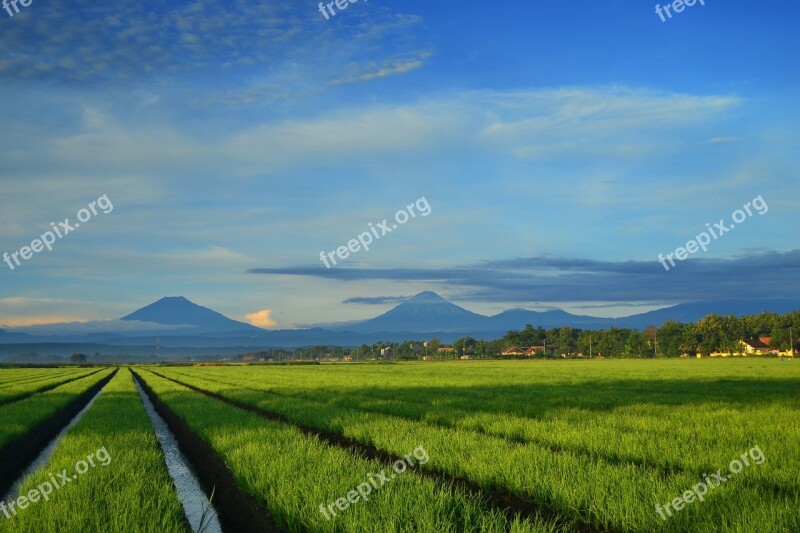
(149, 359, 800, 532)
(1, 360, 797, 531)
(0, 368, 87, 389)
(0, 369, 189, 533)
(0, 368, 98, 406)
(137, 368, 562, 532)
(0, 368, 114, 450)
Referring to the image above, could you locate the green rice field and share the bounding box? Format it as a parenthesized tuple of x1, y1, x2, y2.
(1, 359, 798, 532)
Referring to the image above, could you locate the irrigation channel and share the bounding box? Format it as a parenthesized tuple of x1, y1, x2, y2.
(134, 377, 222, 533)
(2, 370, 222, 533)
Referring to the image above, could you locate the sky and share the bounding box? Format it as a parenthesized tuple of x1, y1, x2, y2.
(0, 0, 798, 329)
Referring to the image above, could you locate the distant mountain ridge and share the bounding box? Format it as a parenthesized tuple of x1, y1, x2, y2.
(1, 294, 799, 354)
(0, 328, 34, 342)
(336, 293, 800, 334)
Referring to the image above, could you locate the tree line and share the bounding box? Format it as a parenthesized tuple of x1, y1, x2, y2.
(451, 310, 800, 358)
(233, 310, 800, 361)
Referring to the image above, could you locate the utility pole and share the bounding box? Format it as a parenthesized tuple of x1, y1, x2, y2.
(589, 335, 592, 358)
(655, 329, 658, 358)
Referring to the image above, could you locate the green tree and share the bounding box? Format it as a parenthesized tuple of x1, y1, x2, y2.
(695, 314, 724, 356)
(596, 327, 626, 357)
(428, 337, 441, 356)
(557, 327, 576, 355)
(657, 320, 685, 357)
(453, 337, 478, 356)
(624, 330, 646, 358)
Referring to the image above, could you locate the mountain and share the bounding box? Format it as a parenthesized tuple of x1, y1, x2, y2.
(2, 294, 799, 357)
(121, 296, 261, 332)
(338, 291, 489, 333)
(488, 308, 612, 330)
(0, 328, 34, 342)
(337, 293, 800, 336)
(610, 299, 800, 329)
(335, 292, 612, 334)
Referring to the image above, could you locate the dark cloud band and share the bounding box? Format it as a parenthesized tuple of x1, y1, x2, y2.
(249, 249, 800, 304)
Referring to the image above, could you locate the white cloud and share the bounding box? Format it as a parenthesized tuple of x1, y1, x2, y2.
(245, 309, 278, 329)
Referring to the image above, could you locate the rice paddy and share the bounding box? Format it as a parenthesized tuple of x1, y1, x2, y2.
(0, 360, 798, 532)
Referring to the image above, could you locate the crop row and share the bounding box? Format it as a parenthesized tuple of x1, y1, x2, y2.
(1, 370, 188, 532)
(0, 368, 87, 388)
(179, 364, 800, 491)
(0, 368, 114, 451)
(136, 368, 560, 532)
(0, 369, 100, 406)
(152, 366, 800, 532)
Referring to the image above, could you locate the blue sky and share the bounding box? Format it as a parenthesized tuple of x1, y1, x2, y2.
(0, 0, 798, 329)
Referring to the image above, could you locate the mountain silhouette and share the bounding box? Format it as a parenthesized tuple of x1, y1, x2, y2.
(337, 291, 488, 333)
(1, 293, 798, 356)
(337, 292, 800, 334)
(121, 296, 260, 332)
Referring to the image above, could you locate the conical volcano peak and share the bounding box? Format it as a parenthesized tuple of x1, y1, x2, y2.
(121, 296, 259, 331)
(408, 291, 448, 302)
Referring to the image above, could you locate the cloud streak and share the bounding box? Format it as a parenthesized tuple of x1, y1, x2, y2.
(249, 250, 800, 304)
(342, 295, 411, 305)
(331, 56, 428, 85)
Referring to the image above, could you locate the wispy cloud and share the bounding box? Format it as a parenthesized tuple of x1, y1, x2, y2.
(331, 55, 429, 85)
(0, 0, 428, 90)
(343, 295, 411, 305)
(20, 86, 743, 182)
(478, 87, 742, 160)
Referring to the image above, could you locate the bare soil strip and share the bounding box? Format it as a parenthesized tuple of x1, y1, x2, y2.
(132, 371, 280, 533)
(0, 369, 116, 494)
(147, 369, 608, 533)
